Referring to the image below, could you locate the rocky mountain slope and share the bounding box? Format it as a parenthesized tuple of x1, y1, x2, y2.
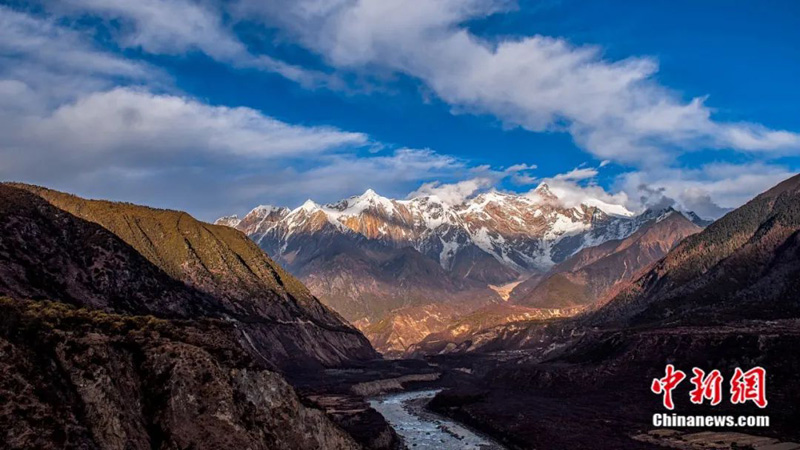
(0, 298, 360, 450)
(5, 183, 377, 370)
(220, 185, 703, 353)
(416, 173, 800, 355)
(509, 208, 702, 309)
(0, 183, 394, 449)
(422, 173, 800, 448)
(592, 172, 800, 328)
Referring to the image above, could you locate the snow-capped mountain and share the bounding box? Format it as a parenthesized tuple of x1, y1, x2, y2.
(217, 185, 710, 354)
(220, 184, 654, 279)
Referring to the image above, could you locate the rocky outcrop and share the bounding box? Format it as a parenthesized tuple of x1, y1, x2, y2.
(0, 298, 360, 450)
(408, 303, 584, 355)
(358, 303, 461, 356)
(350, 373, 441, 396)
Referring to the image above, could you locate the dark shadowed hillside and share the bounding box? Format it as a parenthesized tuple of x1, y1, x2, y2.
(0, 184, 215, 318)
(2, 183, 377, 370)
(0, 298, 360, 450)
(592, 173, 800, 327)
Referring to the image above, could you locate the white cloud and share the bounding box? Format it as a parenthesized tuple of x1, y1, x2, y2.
(40, 87, 366, 156)
(527, 166, 632, 216)
(0, 5, 156, 105)
(503, 163, 538, 185)
(0, 80, 465, 219)
(407, 177, 493, 204)
(552, 167, 598, 181)
(618, 163, 796, 218)
(238, 0, 800, 165)
(0, 86, 371, 190)
(505, 163, 537, 172)
(48, 0, 340, 88)
(405, 161, 543, 203)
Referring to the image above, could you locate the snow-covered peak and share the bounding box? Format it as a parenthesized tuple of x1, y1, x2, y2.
(533, 182, 557, 198)
(527, 182, 634, 218)
(470, 190, 517, 205)
(681, 210, 713, 227)
(300, 199, 320, 212)
(214, 215, 240, 228)
(654, 207, 678, 222)
(325, 188, 399, 218)
(581, 198, 635, 217)
(225, 186, 658, 273)
(352, 188, 396, 211)
(405, 195, 461, 230)
(247, 204, 284, 218)
(361, 188, 378, 198)
(406, 194, 447, 207)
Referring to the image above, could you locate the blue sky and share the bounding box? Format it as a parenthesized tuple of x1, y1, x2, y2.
(1, 0, 798, 220)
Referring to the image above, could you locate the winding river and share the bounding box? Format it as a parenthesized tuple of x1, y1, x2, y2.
(368, 389, 506, 450)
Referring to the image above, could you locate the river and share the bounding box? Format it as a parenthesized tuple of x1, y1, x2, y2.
(368, 389, 506, 449)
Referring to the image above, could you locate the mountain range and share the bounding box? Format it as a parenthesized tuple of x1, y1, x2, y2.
(429, 173, 800, 355)
(3, 173, 799, 449)
(219, 185, 708, 353)
(418, 173, 800, 449)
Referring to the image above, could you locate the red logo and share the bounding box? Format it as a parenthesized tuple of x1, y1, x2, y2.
(651, 366, 768, 409)
(730, 366, 768, 408)
(651, 364, 686, 410)
(689, 368, 723, 406)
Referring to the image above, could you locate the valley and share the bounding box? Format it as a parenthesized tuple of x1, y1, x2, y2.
(2, 175, 800, 449)
(3, 2, 799, 448)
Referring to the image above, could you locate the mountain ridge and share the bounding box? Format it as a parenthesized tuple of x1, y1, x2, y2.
(218, 185, 653, 275)
(219, 186, 712, 353)
(408, 208, 702, 355)
(509, 208, 703, 309)
(411, 173, 800, 356)
(2, 183, 378, 370)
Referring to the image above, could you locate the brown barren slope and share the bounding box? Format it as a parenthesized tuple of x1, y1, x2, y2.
(2, 183, 377, 369)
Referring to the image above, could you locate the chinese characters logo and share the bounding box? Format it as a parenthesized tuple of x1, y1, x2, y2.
(651, 365, 767, 410)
